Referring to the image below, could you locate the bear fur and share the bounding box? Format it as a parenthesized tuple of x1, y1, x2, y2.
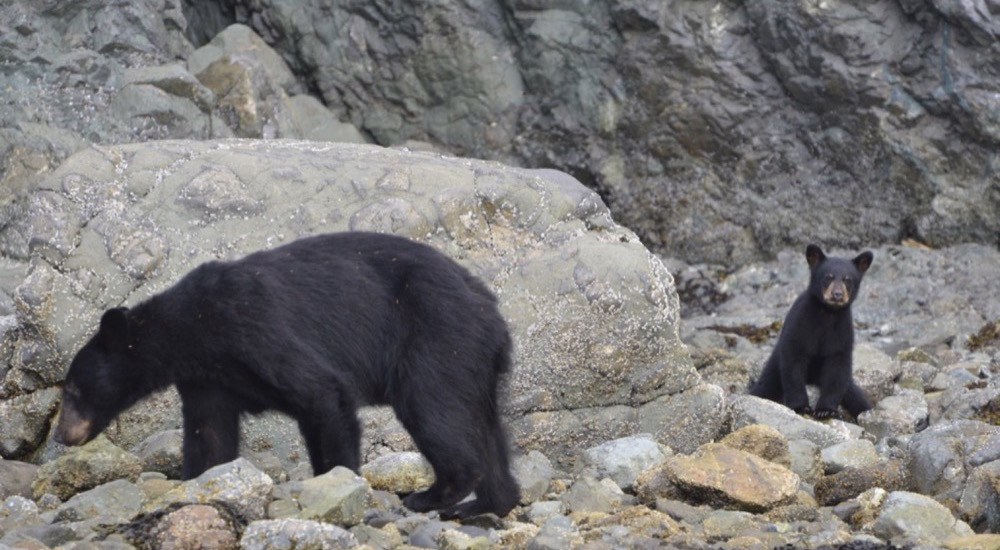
(749, 244, 874, 420)
(54, 231, 520, 518)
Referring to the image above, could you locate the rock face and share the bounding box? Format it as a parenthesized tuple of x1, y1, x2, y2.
(3, 1, 998, 268)
(0, 139, 693, 466)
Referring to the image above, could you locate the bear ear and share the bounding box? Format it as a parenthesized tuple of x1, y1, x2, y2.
(806, 244, 826, 269)
(853, 251, 874, 274)
(97, 307, 130, 352)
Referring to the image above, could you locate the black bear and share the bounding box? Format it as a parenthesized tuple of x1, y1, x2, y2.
(749, 244, 874, 420)
(54, 231, 520, 519)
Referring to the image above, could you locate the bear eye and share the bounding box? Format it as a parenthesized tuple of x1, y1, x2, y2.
(824, 274, 834, 282)
(844, 276, 853, 284)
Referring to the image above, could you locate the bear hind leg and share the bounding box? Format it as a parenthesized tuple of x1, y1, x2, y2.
(299, 389, 362, 475)
(393, 392, 482, 513)
(440, 412, 520, 519)
(178, 384, 242, 479)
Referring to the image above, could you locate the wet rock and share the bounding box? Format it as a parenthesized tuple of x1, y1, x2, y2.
(872, 491, 974, 547)
(297, 466, 370, 527)
(32, 436, 142, 500)
(150, 458, 273, 521)
(512, 450, 555, 505)
(664, 442, 799, 512)
(577, 434, 669, 491)
(241, 518, 358, 550)
(359, 451, 433, 495)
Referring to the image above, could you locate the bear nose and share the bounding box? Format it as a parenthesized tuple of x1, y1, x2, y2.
(832, 289, 844, 301)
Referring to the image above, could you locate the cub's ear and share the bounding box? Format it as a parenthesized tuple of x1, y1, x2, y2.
(806, 244, 826, 269)
(97, 307, 130, 352)
(853, 251, 874, 274)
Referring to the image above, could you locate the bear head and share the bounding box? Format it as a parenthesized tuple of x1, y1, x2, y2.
(805, 244, 873, 309)
(54, 307, 139, 446)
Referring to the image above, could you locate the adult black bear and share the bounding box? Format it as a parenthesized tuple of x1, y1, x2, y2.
(749, 244, 874, 420)
(54, 232, 520, 519)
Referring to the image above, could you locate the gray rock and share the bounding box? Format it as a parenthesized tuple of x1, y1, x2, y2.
(0, 459, 38, 499)
(859, 390, 930, 441)
(728, 395, 849, 449)
(54, 479, 144, 523)
(527, 515, 582, 550)
(32, 435, 142, 500)
(150, 504, 240, 550)
(560, 477, 628, 514)
(852, 344, 901, 404)
(240, 518, 358, 550)
(150, 457, 274, 521)
(872, 491, 974, 546)
(577, 434, 670, 491)
(820, 440, 880, 475)
(908, 420, 1000, 505)
(788, 438, 823, 485)
(360, 451, 433, 495)
(130, 429, 184, 479)
(525, 501, 565, 526)
(512, 451, 555, 505)
(1, 139, 691, 469)
(636, 383, 726, 454)
(297, 466, 370, 527)
(0, 387, 60, 459)
(959, 459, 1000, 533)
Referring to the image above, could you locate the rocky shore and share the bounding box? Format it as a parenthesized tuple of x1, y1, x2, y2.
(1, 1, 999, 549)
(1, 240, 999, 549)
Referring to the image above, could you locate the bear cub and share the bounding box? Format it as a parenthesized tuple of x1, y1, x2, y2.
(54, 232, 520, 519)
(749, 244, 874, 420)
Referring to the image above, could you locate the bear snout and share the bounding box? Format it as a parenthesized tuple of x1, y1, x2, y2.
(53, 407, 93, 446)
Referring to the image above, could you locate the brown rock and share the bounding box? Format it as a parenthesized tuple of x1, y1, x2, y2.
(720, 424, 791, 468)
(814, 459, 910, 506)
(665, 443, 799, 512)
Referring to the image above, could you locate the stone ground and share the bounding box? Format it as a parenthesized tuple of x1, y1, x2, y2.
(1, 241, 999, 549)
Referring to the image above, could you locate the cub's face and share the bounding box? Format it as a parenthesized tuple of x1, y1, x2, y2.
(805, 245, 873, 309)
(54, 308, 134, 446)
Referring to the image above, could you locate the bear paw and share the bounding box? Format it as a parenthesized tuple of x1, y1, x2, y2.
(811, 408, 842, 420)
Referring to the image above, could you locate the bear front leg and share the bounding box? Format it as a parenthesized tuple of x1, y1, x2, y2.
(178, 383, 241, 479)
(777, 350, 811, 414)
(814, 353, 852, 419)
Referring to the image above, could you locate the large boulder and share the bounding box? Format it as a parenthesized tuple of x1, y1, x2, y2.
(0, 139, 694, 468)
(181, 1, 1000, 264)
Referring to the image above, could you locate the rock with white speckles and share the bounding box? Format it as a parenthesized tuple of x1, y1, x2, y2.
(0, 139, 692, 471)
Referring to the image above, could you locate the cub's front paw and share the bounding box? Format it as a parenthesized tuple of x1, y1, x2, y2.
(811, 408, 841, 420)
(792, 405, 814, 416)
